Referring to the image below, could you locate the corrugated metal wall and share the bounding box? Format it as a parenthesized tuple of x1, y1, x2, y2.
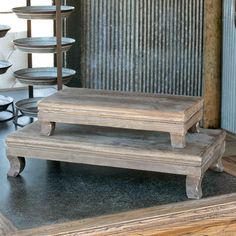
(67, 0, 204, 96)
(222, 0, 236, 133)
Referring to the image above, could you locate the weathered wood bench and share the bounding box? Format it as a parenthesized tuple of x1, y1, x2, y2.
(6, 122, 225, 199)
(38, 88, 204, 148)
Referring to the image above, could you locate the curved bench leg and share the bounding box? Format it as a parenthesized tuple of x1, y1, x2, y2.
(41, 121, 56, 136)
(210, 142, 225, 172)
(211, 158, 224, 173)
(7, 155, 26, 177)
(170, 134, 186, 148)
(186, 175, 203, 199)
(189, 122, 200, 133)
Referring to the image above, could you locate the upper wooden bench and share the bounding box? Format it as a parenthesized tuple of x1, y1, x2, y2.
(38, 88, 204, 148)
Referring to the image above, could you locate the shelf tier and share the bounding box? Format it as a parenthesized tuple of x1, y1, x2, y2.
(0, 24, 10, 38)
(0, 60, 12, 75)
(15, 97, 43, 117)
(12, 6, 75, 20)
(14, 67, 76, 86)
(13, 37, 75, 53)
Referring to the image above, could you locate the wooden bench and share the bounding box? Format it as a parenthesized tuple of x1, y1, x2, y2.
(38, 88, 204, 148)
(6, 122, 225, 199)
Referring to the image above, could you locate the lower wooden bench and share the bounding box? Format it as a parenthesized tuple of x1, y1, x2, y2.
(6, 122, 225, 199)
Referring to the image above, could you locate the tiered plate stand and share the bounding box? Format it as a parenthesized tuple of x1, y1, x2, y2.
(12, 0, 75, 127)
(0, 24, 14, 123)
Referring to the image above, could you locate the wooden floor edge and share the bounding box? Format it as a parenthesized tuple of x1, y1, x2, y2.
(0, 212, 17, 236)
(11, 193, 236, 236)
(155, 220, 236, 236)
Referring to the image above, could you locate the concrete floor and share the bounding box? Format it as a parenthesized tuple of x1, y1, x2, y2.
(0, 88, 236, 230)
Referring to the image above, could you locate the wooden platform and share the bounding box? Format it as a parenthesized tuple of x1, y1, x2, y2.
(38, 88, 204, 148)
(6, 122, 225, 199)
(9, 193, 236, 236)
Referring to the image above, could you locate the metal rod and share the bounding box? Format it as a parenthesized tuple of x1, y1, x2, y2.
(26, 0, 33, 98)
(0, 11, 13, 14)
(53, 0, 56, 66)
(62, 0, 66, 68)
(56, 0, 63, 90)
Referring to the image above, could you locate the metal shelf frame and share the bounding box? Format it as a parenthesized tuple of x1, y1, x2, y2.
(12, 0, 74, 127)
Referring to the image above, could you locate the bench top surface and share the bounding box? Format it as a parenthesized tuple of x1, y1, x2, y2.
(7, 122, 225, 166)
(39, 88, 203, 121)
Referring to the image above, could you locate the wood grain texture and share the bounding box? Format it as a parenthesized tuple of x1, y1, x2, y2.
(0, 213, 17, 236)
(6, 122, 226, 199)
(10, 193, 236, 236)
(6, 122, 225, 168)
(203, 0, 221, 128)
(38, 88, 203, 147)
(39, 88, 204, 120)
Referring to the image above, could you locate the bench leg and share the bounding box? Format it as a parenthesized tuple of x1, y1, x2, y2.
(210, 158, 224, 172)
(7, 155, 25, 177)
(170, 134, 186, 148)
(41, 121, 56, 136)
(210, 142, 225, 172)
(186, 175, 203, 199)
(189, 122, 200, 133)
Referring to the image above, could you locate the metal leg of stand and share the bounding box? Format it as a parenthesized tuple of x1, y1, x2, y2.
(11, 102, 16, 128)
(14, 107, 19, 130)
(13, 106, 36, 129)
(11, 102, 15, 118)
(13, 107, 24, 129)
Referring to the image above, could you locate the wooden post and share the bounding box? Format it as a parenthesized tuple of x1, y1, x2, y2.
(203, 0, 222, 128)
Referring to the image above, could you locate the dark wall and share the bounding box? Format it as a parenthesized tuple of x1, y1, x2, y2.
(67, 0, 204, 96)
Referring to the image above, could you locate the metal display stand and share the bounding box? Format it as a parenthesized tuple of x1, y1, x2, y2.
(0, 24, 14, 123)
(12, 0, 75, 127)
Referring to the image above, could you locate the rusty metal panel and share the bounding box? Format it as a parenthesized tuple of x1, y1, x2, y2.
(67, 0, 204, 96)
(222, 0, 236, 133)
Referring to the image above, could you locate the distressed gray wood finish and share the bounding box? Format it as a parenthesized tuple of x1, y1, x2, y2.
(7, 156, 25, 177)
(6, 122, 225, 199)
(38, 88, 204, 148)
